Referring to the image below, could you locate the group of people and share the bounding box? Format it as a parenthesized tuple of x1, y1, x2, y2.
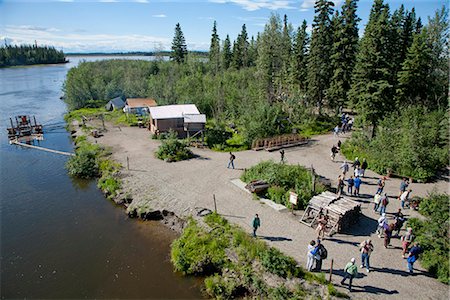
(335, 158, 367, 197)
(334, 113, 354, 136)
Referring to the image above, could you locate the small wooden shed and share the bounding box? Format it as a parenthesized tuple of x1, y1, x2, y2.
(300, 191, 361, 236)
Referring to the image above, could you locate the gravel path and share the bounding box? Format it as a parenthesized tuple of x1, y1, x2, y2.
(97, 124, 449, 299)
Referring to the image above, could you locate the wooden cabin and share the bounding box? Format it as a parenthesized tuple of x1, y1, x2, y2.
(123, 98, 157, 115)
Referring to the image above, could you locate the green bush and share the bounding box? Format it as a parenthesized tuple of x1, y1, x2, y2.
(342, 107, 448, 181)
(407, 193, 449, 284)
(155, 134, 194, 162)
(260, 247, 299, 278)
(241, 160, 325, 209)
(66, 148, 99, 178)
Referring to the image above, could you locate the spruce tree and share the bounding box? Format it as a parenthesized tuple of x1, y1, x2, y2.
(327, 0, 360, 112)
(209, 21, 221, 74)
(232, 24, 249, 69)
(306, 0, 334, 111)
(348, 0, 393, 134)
(248, 36, 258, 67)
(170, 23, 188, 63)
(280, 14, 293, 88)
(291, 20, 309, 93)
(222, 34, 232, 69)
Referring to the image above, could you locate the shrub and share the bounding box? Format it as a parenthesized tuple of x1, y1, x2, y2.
(328, 283, 350, 298)
(407, 193, 449, 284)
(155, 134, 194, 162)
(259, 247, 299, 278)
(241, 160, 325, 209)
(269, 284, 293, 300)
(66, 148, 99, 178)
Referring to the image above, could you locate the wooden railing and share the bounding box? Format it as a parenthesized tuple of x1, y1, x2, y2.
(252, 134, 308, 151)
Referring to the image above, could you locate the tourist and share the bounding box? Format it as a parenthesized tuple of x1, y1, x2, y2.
(407, 243, 422, 274)
(334, 125, 340, 137)
(376, 177, 386, 194)
(394, 208, 406, 236)
(377, 213, 387, 238)
(316, 214, 329, 239)
(352, 157, 360, 171)
(337, 140, 342, 150)
(337, 175, 345, 197)
(331, 145, 338, 161)
(353, 176, 362, 196)
(360, 158, 368, 177)
(379, 193, 389, 215)
(399, 177, 409, 198)
(340, 161, 349, 175)
(373, 192, 382, 212)
(384, 223, 395, 248)
(341, 258, 358, 292)
(347, 176, 354, 195)
(400, 189, 412, 209)
(313, 239, 327, 272)
(401, 227, 415, 258)
(306, 240, 316, 271)
(252, 214, 260, 237)
(280, 149, 285, 163)
(359, 239, 374, 273)
(227, 152, 235, 169)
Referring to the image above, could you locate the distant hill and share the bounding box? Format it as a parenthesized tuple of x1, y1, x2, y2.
(0, 45, 67, 67)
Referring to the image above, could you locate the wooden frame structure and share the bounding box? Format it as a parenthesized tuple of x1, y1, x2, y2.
(300, 191, 361, 236)
(252, 134, 308, 151)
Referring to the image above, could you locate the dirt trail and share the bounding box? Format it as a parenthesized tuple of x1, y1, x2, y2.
(97, 124, 448, 299)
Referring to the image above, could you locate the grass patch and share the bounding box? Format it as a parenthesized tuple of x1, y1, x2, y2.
(241, 160, 326, 209)
(328, 283, 350, 298)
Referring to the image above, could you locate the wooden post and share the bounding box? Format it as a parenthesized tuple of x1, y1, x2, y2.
(126, 156, 130, 170)
(311, 164, 315, 193)
(329, 259, 334, 282)
(213, 194, 217, 213)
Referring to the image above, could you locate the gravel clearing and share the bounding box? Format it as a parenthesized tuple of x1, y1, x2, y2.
(96, 124, 448, 299)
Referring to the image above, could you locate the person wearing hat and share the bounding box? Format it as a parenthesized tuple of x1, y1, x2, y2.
(341, 258, 358, 292)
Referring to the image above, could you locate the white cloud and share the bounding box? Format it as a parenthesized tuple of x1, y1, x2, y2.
(99, 0, 119, 3)
(134, 0, 149, 3)
(1, 25, 174, 52)
(57, 0, 75, 2)
(209, 0, 295, 11)
(152, 14, 167, 18)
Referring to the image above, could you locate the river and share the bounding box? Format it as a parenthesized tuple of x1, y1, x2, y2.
(0, 56, 203, 299)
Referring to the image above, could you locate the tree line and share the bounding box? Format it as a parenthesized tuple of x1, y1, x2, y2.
(0, 44, 67, 67)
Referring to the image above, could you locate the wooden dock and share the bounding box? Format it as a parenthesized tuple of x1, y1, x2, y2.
(12, 141, 75, 156)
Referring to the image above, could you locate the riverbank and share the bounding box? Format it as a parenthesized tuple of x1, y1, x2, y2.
(71, 120, 448, 299)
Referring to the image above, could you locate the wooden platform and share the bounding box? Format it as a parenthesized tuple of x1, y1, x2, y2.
(300, 191, 361, 236)
(252, 134, 309, 151)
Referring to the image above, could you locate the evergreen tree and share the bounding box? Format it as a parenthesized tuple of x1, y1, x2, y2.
(291, 20, 309, 92)
(256, 14, 285, 103)
(222, 35, 232, 69)
(280, 14, 293, 88)
(232, 24, 249, 69)
(306, 0, 334, 111)
(209, 21, 221, 74)
(327, 0, 360, 111)
(248, 36, 258, 67)
(170, 23, 188, 64)
(348, 0, 393, 134)
(397, 29, 433, 107)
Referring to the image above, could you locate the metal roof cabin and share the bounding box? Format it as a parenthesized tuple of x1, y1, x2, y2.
(123, 98, 157, 115)
(105, 97, 125, 111)
(149, 104, 206, 138)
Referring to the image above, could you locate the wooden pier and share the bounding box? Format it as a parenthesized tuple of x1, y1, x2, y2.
(11, 140, 75, 156)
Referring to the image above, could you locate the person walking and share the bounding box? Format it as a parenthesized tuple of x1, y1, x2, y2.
(313, 239, 327, 272)
(280, 149, 285, 163)
(316, 214, 329, 239)
(401, 228, 415, 258)
(353, 176, 362, 196)
(407, 243, 422, 274)
(330, 145, 338, 161)
(373, 192, 382, 212)
(334, 125, 340, 137)
(359, 239, 374, 273)
(352, 157, 360, 171)
(376, 177, 386, 194)
(384, 223, 395, 248)
(306, 240, 316, 271)
(252, 214, 260, 237)
(399, 177, 409, 198)
(394, 209, 406, 236)
(379, 193, 389, 215)
(400, 189, 412, 209)
(340, 161, 349, 175)
(341, 258, 358, 292)
(377, 213, 387, 238)
(361, 158, 368, 177)
(337, 175, 345, 197)
(227, 152, 236, 169)
(347, 176, 354, 195)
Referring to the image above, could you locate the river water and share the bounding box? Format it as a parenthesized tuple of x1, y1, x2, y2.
(0, 57, 203, 299)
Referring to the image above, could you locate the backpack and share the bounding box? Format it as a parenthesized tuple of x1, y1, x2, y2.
(231, 154, 235, 160)
(319, 245, 328, 260)
(382, 197, 388, 206)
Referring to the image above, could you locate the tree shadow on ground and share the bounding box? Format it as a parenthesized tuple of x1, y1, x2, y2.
(259, 235, 293, 242)
(219, 214, 246, 219)
(192, 154, 211, 160)
(339, 214, 378, 237)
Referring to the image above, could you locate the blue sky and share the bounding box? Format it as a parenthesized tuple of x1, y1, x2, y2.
(0, 0, 446, 53)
